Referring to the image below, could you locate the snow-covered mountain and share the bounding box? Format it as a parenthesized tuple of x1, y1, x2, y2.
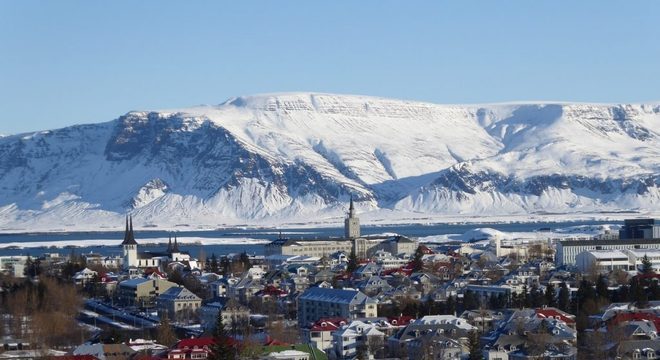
(1, 93, 659, 231)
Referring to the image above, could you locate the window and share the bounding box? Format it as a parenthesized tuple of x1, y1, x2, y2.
(312, 332, 320, 338)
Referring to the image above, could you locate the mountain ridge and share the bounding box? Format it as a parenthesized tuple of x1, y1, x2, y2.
(1, 92, 659, 231)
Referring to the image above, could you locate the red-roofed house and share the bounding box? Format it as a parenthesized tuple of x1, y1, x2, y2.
(387, 316, 415, 328)
(609, 312, 660, 332)
(256, 285, 288, 298)
(165, 337, 239, 359)
(302, 318, 347, 352)
(535, 307, 577, 328)
(419, 245, 435, 255)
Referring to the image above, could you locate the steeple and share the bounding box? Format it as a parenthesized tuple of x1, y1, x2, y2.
(349, 195, 355, 217)
(173, 235, 180, 253)
(344, 195, 360, 239)
(167, 235, 173, 253)
(121, 215, 138, 245)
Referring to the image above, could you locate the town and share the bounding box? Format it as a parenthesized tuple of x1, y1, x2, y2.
(2, 204, 660, 360)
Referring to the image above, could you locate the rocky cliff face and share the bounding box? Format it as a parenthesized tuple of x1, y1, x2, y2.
(1, 93, 659, 230)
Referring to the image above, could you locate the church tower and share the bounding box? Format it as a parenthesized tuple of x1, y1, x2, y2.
(344, 196, 360, 239)
(121, 215, 138, 270)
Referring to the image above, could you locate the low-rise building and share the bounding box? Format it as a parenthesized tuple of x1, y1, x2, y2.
(301, 318, 346, 353)
(332, 320, 386, 359)
(199, 298, 250, 332)
(157, 286, 202, 322)
(297, 287, 377, 327)
(116, 278, 177, 308)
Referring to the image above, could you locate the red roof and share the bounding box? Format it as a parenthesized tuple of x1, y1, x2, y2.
(256, 285, 288, 297)
(388, 316, 415, 326)
(419, 245, 435, 254)
(308, 317, 347, 331)
(634, 273, 660, 281)
(264, 336, 289, 346)
(535, 308, 576, 324)
(176, 337, 215, 349)
(610, 312, 660, 330)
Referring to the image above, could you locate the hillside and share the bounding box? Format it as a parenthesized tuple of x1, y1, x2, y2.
(1, 93, 659, 231)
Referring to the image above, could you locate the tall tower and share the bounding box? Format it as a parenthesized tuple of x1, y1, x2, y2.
(121, 215, 138, 270)
(344, 196, 360, 239)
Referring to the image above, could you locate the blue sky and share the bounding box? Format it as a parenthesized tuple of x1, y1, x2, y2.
(1, 1, 659, 134)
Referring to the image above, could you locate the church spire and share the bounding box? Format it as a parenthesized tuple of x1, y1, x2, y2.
(173, 235, 180, 253)
(121, 214, 138, 245)
(348, 195, 355, 217)
(167, 234, 173, 253)
(123, 215, 129, 243)
(344, 195, 360, 239)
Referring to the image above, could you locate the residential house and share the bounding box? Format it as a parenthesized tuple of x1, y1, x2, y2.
(332, 320, 386, 359)
(157, 286, 202, 322)
(116, 278, 177, 308)
(297, 287, 377, 327)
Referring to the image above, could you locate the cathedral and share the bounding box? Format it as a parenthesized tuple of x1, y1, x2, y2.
(120, 215, 192, 273)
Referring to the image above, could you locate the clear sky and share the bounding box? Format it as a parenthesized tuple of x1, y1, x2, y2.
(1, 1, 659, 135)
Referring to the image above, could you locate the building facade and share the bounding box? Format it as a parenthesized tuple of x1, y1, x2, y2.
(297, 287, 377, 327)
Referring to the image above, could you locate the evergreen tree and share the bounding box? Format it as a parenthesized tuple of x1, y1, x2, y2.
(220, 256, 230, 275)
(210, 253, 219, 274)
(239, 252, 251, 271)
(24, 256, 42, 278)
(529, 284, 544, 307)
(558, 282, 570, 311)
(411, 246, 425, 272)
(596, 274, 609, 301)
(642, 254, 654, 274)
(347, 250, 359, 274)
(445, 295, 456, 315)
(630, 277, 648, 308)
(544, 283, 556, 307)
(168, 270, 184, 285)
(468, 330, 483, 360)
(208, 309, 237, 360)
(577, 279, 597, 311)
(463, 290, 479, 310)
(614, 285, 631, 303)
(649, 281, 660, 301)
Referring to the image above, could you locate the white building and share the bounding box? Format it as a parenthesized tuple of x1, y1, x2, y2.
(575, 250, 630, 272)
(332, 320, 385, 359)
(557, 238, 660, 266)
(0, 256, 28, 278)
(576, 248, 660, 272)
(73, 268, 98, 285)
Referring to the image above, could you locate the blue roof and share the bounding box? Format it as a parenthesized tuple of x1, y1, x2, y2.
(158, 286, 201, 302)
(119, 278, 151, 288)
(299, 287, 366, 304)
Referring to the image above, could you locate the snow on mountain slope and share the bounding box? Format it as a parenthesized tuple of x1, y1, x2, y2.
(0, 93, 659, 231)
